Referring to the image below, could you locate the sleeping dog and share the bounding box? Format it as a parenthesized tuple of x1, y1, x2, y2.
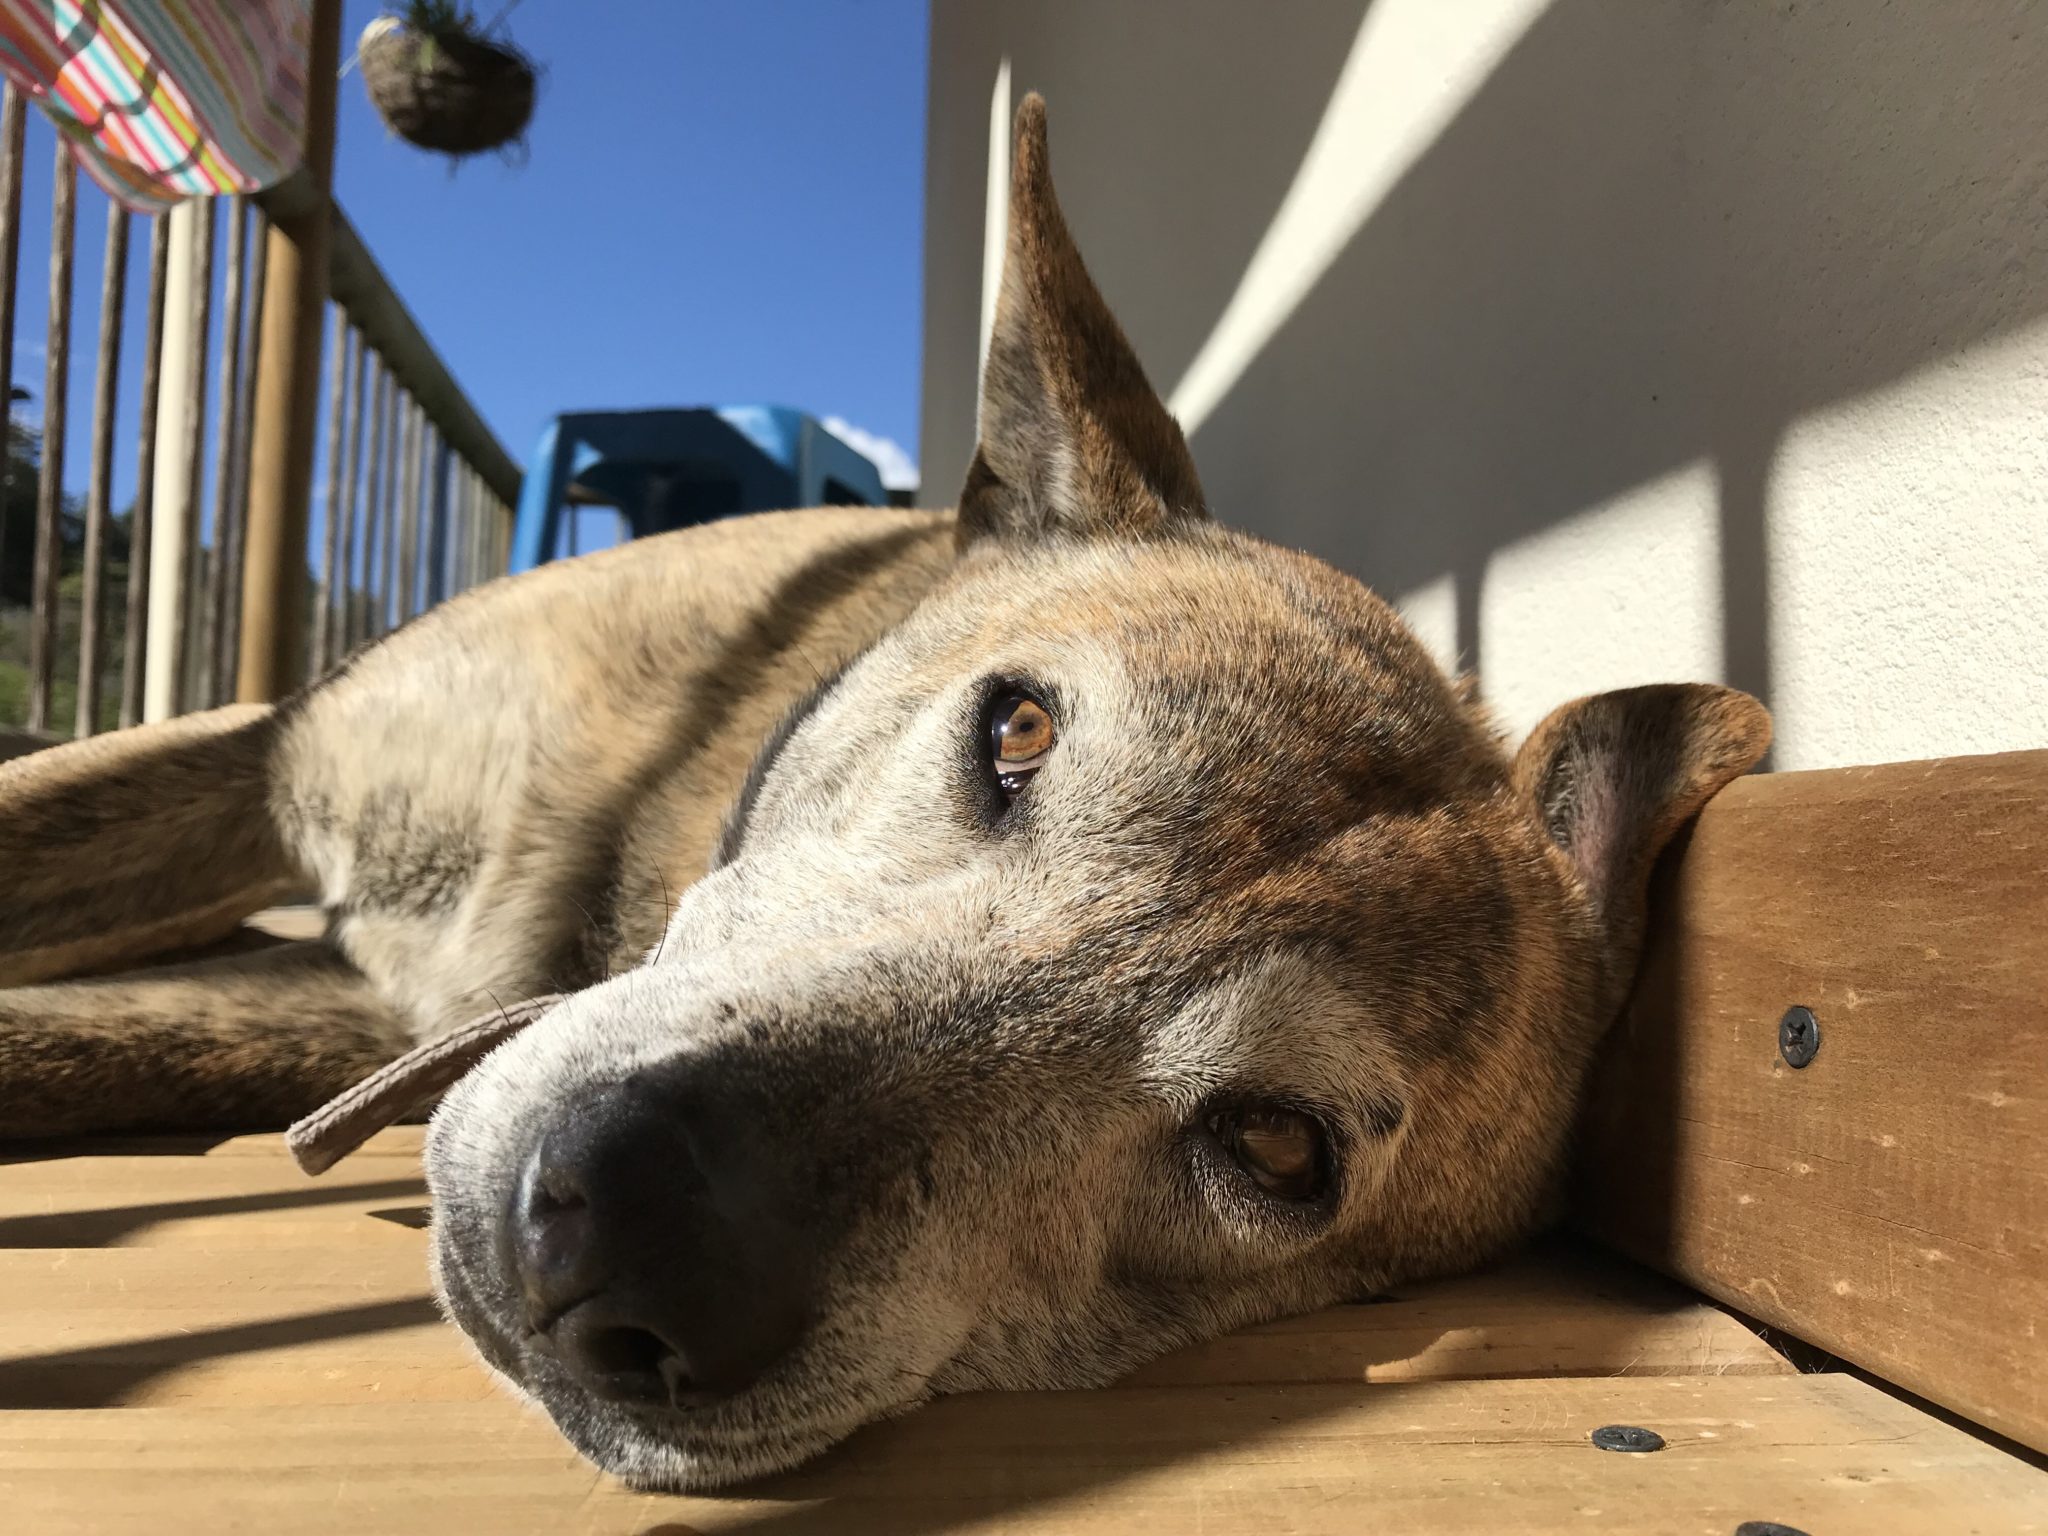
(0, 97, 1767, 1489)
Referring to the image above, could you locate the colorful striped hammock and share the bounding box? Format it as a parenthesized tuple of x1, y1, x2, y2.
(0, 0, 309, 209)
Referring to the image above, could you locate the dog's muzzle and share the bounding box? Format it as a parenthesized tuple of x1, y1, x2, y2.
(505, 1072, 819, 1411)
(421, 973, 983, 1487)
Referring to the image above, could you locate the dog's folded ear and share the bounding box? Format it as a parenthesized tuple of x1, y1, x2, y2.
(1513, 684, 1771, 1006)
(959, 93, 1208, 546)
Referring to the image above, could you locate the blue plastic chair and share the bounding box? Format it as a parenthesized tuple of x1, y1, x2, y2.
(509, 406, 889, 573)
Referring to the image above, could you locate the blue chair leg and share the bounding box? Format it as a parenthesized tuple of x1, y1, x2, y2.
(511, 418, 579, 574)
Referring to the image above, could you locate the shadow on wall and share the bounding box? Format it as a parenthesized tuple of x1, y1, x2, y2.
(923, 0, 2048, 715)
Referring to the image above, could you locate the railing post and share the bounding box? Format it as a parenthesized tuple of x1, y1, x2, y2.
(460, 464, 480, 590)
(425, 429, 450, 607)
(319, 315, 368, 671)
(311, 308, 352, 673)
(74, 202, 128, 737)
(356, 361, 388, 646)
(0, 88, 25, 600)
(236, 0, 341, 701)
(394, 394, 420, 622)
(118, 215, 171, 729)
(24, 143, 75, 734)
(174, 203, 215, 710)
(201, 195, 251, 709)
(223, 213, 268, 688)
(143, 198, 207, 722)
(376, 383, 401, 634)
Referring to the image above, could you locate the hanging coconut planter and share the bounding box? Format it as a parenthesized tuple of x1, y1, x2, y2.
(360, 3, 536, 159)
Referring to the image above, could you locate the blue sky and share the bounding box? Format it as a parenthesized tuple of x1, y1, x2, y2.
(5, 0, 930, 546)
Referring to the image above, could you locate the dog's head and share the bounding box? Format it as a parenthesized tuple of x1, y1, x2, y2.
(425, 97, 1768, 1489)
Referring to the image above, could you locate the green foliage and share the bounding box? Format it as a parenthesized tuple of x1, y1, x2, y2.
(402, 1, 479, 39)
(0, 416, 131, 738)
(0, 657, 115, 737)
(1, 419, 48, 606)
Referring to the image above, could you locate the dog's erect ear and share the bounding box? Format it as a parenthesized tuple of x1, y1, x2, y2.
(1513, 684, 1771, 1006)
(958, 94, 1207, 546)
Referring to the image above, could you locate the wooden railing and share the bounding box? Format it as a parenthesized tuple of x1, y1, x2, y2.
(0, 81, 518, 746)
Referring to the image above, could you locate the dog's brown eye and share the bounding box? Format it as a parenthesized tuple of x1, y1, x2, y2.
(989, 694, 1055, 793)
(1209, 1104, 1326, 1201)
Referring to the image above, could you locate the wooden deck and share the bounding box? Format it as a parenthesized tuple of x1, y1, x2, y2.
(2, 1127, 2042, 1533)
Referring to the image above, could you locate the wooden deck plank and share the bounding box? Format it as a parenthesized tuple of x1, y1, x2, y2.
(0, 1236, 1786, 1409)
(0, 1136, 426, 1249)
(10, 1125, 427, 1159)
(2, 1123, 2037, 1531)
(0, 1245, 463, 1408)
(1574, 748, 2048, 1452)
(1, 1130, 1785, 1406)
(1122, 1239, 1789, 1387)
(3, 1375, 2039, 1535)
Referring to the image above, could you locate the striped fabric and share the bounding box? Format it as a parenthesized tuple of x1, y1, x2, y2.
(0, 0, 309, 209)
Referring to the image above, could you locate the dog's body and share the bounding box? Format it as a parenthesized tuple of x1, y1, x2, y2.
(0, 99, 1768, 1490)
(0, 504, 956, 1126)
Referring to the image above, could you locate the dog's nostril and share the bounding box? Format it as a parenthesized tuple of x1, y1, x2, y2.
(553, 1310, 683, 1407)
(577, 1323, 670, 1379)
(528, 1172, 586, 1217)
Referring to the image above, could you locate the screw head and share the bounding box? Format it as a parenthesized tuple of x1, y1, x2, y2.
(1778, 1005, 1821, 1068)
(1590, 1423, 1665, 1453)
(1736, 1524, 1812, 1536)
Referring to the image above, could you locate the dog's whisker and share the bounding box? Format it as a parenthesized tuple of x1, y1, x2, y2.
(651, 868, 674, 967)
(788, 637, 829, 690)
(562, 894, 611, 982)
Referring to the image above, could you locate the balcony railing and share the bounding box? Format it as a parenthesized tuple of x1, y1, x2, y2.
(0, 82, 519, 747)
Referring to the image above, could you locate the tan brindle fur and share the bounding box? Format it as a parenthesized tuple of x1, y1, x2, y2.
(0, 506, 956, 1135)
(0, 98, 1768, 1488)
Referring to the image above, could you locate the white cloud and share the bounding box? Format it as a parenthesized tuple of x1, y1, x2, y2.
(821, 415, 919, 493)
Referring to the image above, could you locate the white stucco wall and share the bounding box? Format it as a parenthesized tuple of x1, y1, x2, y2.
(921, 0, 2048, 770)
(1448, 321, 2048, 762)
(1757, 331, 2048, 769)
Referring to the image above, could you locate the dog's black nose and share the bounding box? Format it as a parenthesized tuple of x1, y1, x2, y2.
(509, 1077, 814, 1409)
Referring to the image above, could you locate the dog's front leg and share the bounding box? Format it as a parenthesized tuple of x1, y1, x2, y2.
(0, 940, 411, 1139)
(0, 706, 301, 988)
